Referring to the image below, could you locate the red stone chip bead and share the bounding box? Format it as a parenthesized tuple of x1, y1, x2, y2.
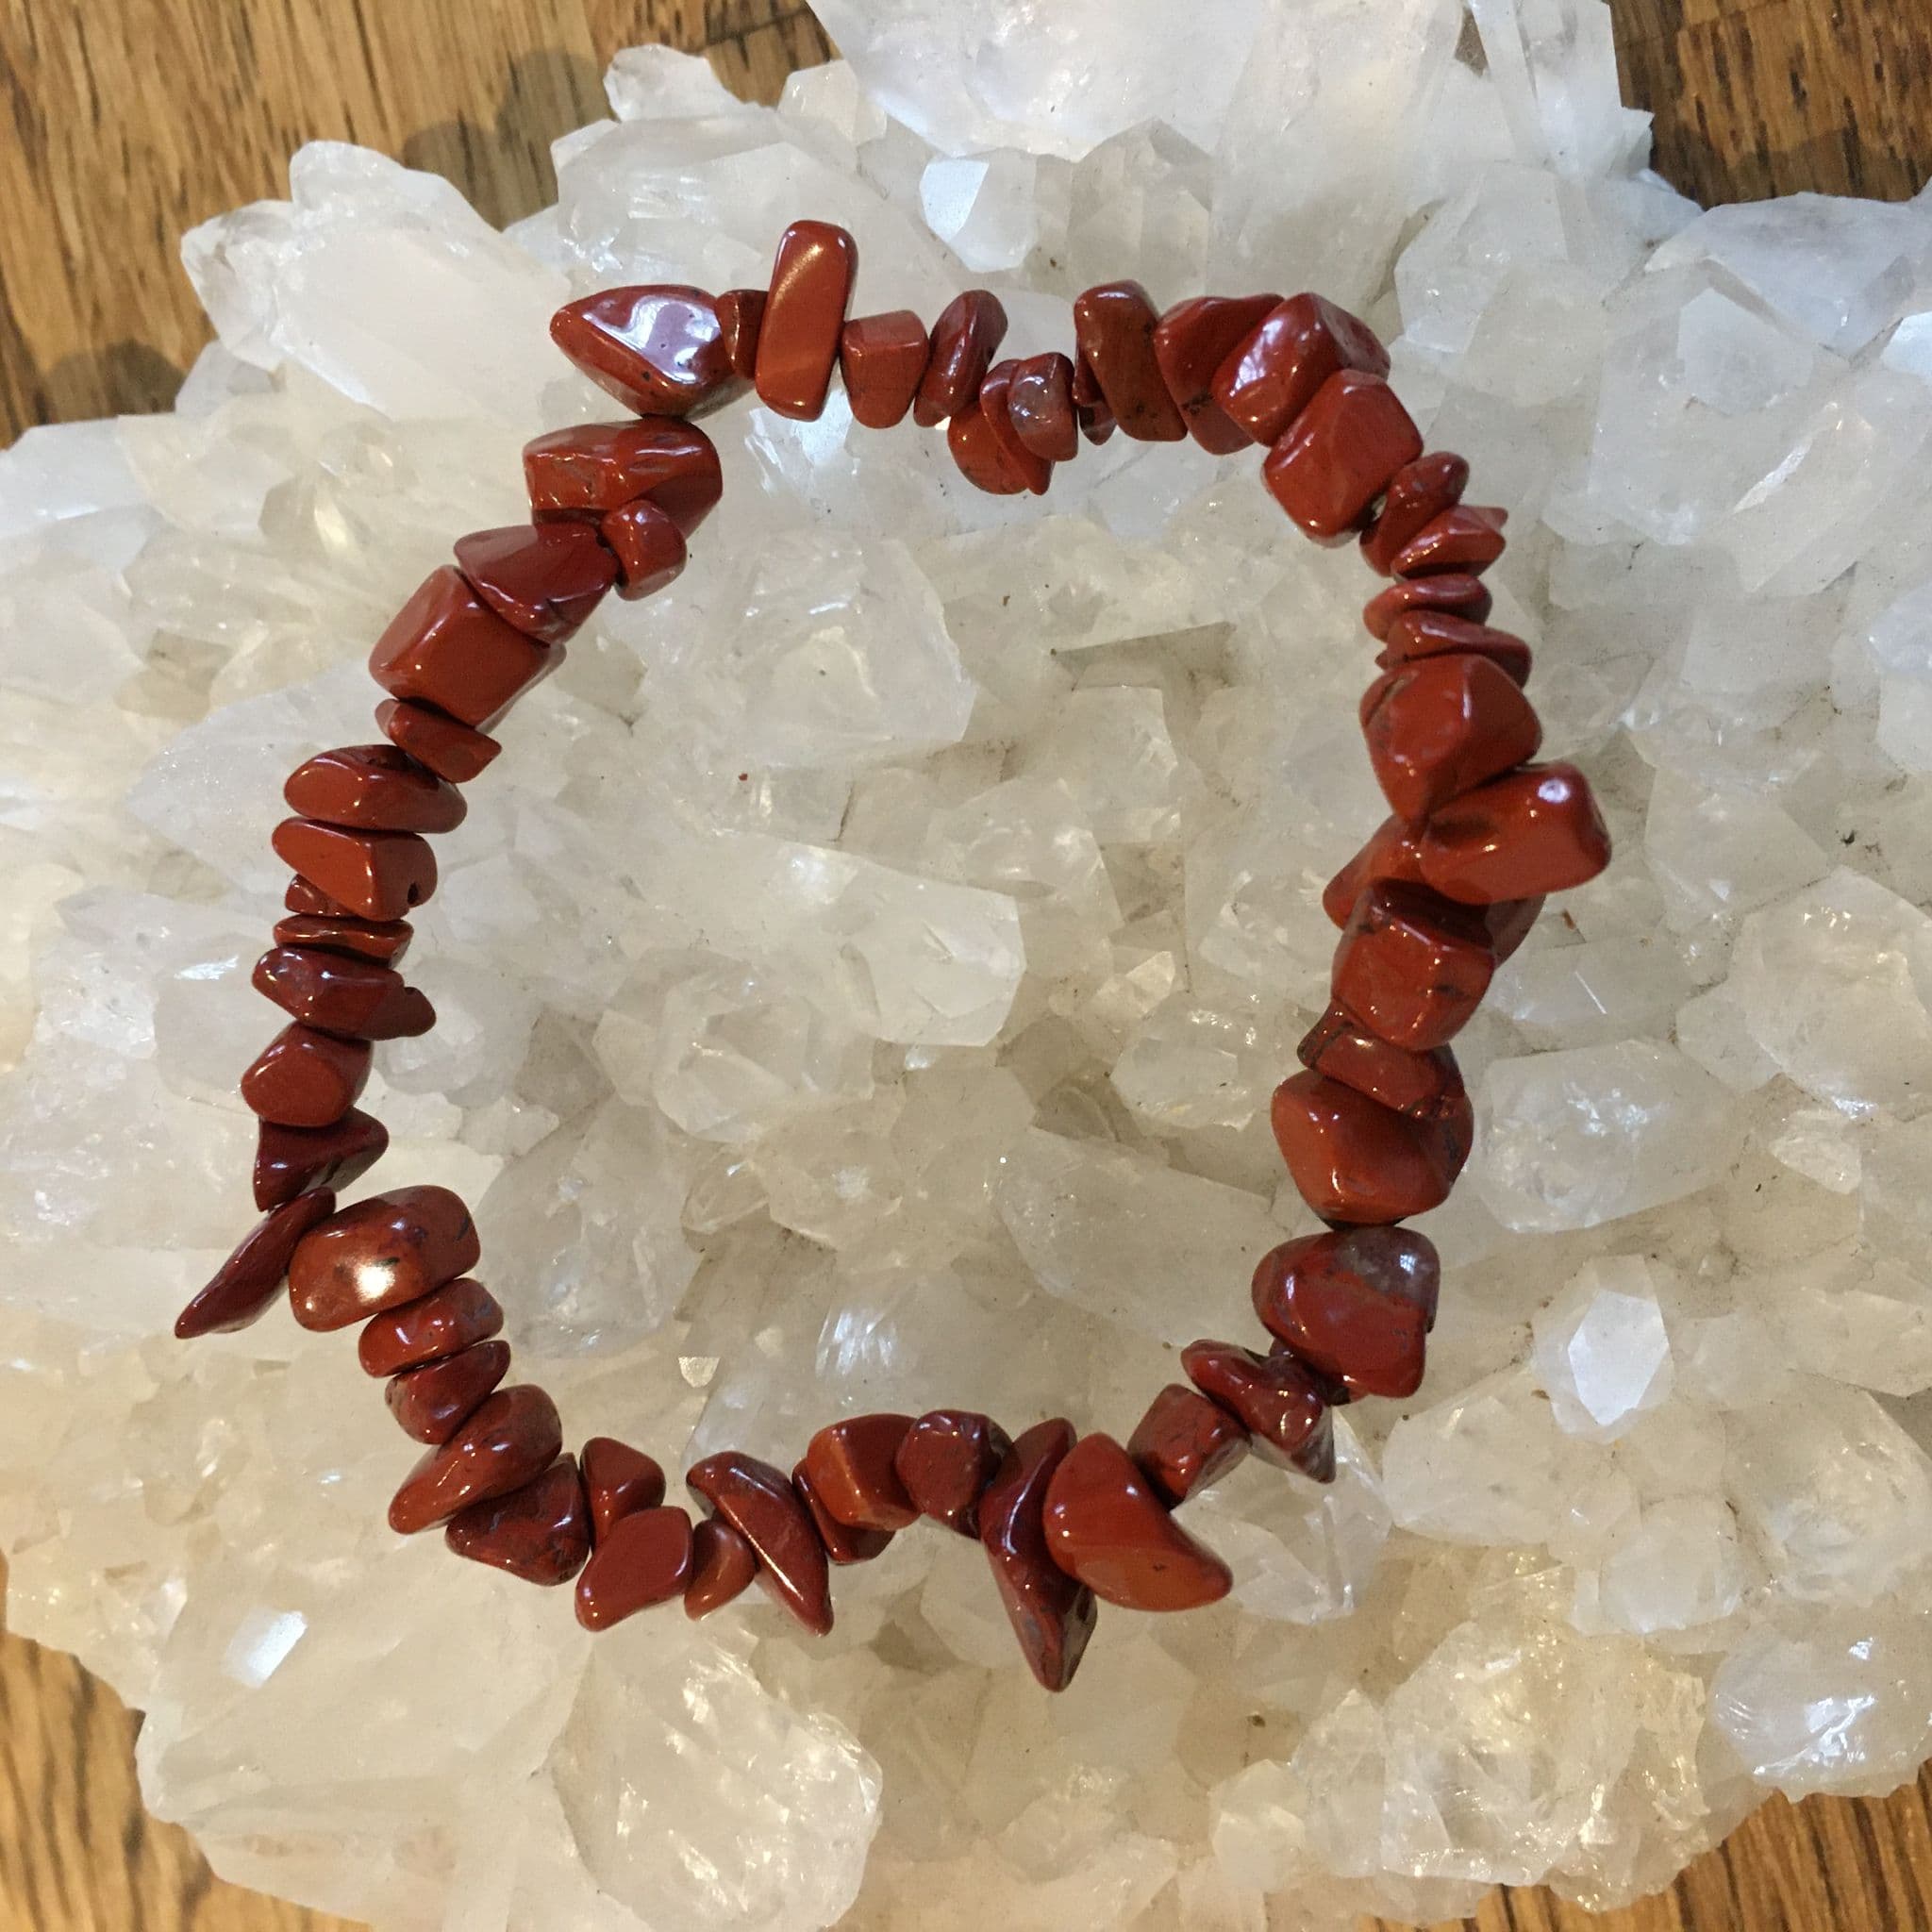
(793, 1462, 893, 1565)
(369, 568, 558, 732)
(1272, 1070, 1469, 1224)
(1297, 1004, 1466, 1120)
(1151, 293, 1279, 454)
(253, 1109, 388, 1211)
(524, 420, 724, 538)
(1211, 292, 1391, 447)
(754, 220, 858, 421)
(1072, 281, 1186, 441)
(1262, 370, 1424, 541)
(978, 1419, 1099, 1691)
(716, 289, 766, 378)
(1180, 1342, 1336, 1481)
(582, 1437, 667, 1542)
(389, 1385, 565, 1535)
(1392, 505, 1508, 579)
(1252, 1226, 1441, 1401)
(241, 1024, 372, 1128)
(358, 1276, 503, 1376)
(285, 745, 467, 836)
(448, 1456, 593, 1587)
(1379, 610, 1532, 689)
(1324, 816, 1541, 962)
(1360, 452, 1472, 575)
(253, 947, 435, 1041)
(576, 1504, 694, 1627)
(895, 1409, 1011, 1536)
(375, 700, 502, 784)
(273, 914, 413, 967)
(1360, 652, 1543, 822)
(386, 1340, 513, 1444)
(1040, 1432, 1235, 1609)
(453, 523, 619, 645)
(839, 310, 931, 429)
(289, 1185, 481, 1332)
(1125, 1384, 1249, 1507)
(802, 1414, 919, 1532)
(284, 875, 353, 917)
(1333, 881, 1497, 1051)
(551, 286, 737, 417)
(1006, 352, 1077, 462)
(979, 360, 1052, 494)
(174, 1190, 337, 1340)
(947, 395, 1025, 495)
(600, 499, 687, 600)
(1071, 356, 1117, 444)
(687, 1450, 834, 1636)
(1363, 572, 1492, 641)
(272, 820, 436, 924)
(685, 1514, 759, 1620)
(914, 290, 1008, 427)
(1419, 762, 1612, 905)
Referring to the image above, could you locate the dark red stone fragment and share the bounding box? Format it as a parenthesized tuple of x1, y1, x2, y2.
(1360, 653, 1542, 822)
(551, 286, 736, 416)
(1151, 293, 1280, 453)
(1332, 880, 1497, 1051)
(600, 498, 686, 600)
(1006, 352, 1078, 462)
(1271, 1070, 1470, 1224)
(375, 700, 502, 784)
(840, 310, 930, 429)
(271, 819, 437, 924)
(686, 1450, 834, 1636)
(253, 947, 434, 1041)
(524, 419, 724, 537)
(369, 568, 558, 732)
(716, 289, 766, 378)
(1181, 1342, 1336, 1481)
(1418, 762, 1613, 905)
(755, 221, 858, 420)
(1073, 281, 1186, 441)
(453, 523, 619, 645)
(979, 360, 1052, 494)
(1392, 505, 1508, 578)
(358, 1276, 503, 1376)
(978, 1419, 1098, 1691)
(1125, 1384, 1249, 1507)
(1378, 610, 1532, 689)
(289, 1185, 481, 1332)
(253, 1108, 388, 1211)
(1362, 572, 1493, 641)
(576, 1504, 694, 1627)
(1211, 292, 1390, 447)
(1263, 370, 1424, 541)
(947, 394, 1026, 494)
(1359, 452, 1472, 575)
(894, 1409, 1011, 1536)
(793, 1461, 893, 1565)
(581, 1437, 667, 1542)
(240, 1024, 372, 1128)
(271, 914, 413, 967)
(174, 1190, 337, 1339)
(1251, 1225, 1441, 1400)
(1296, 1005, 1466, 1120)
(1324, 816, 1541, 960)
(801, 1414, 919, 1532)
(284, 876, 353, 917)
(285, 744, 467, 835)
(447, 1455, 592, 1587)
(389, 1386, 564, 1535)
(914, 291, 1008, 427)
(684, 1514, 759, 1619)
(386, 1340, 512, 1444)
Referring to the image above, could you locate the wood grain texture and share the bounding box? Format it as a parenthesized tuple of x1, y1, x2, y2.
(1, 2, 1930, 1928)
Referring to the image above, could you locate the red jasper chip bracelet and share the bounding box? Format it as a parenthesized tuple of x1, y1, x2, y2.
(174, 219, 1610, 1692)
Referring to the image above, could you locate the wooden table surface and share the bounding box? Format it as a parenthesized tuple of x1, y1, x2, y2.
(1, 2, 1930, 1928)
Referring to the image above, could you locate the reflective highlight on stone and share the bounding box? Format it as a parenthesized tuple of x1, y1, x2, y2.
(1263, 370, 1424, 540)
(253, 1108, 388, 1211)
(1359, 651, 1542, 821)
(755, 221, 858, 421)
(1041, 1432, 1234, 1608)
(1125, 1384, 1249, 1507)
(1211, 292, 1390, 446)
(895, 1409, 1011, 1536)
(389, 1386, 565, 1535)
(368, 568, 558, 731)
(358, 1277, 503, 1376)
(802, 1414, 919, 1532)
(284, 744, 467, 835)
(386, 1340, 512, 1444)
(1251, 1225, 1441, 1400)
(979, 1419, 1098, 1690)
(576, 1504, 694, 1628)
(453, 523, 619, 644)
(174, 1190, 337, 1339)
(687, 1450, 834, 1635)
(1073, 281, 1186, 441)
(447, 1456, 592, 1587)
(1418, 762, 1614, 904)
(552, 286, 735, 416)
(1271, 1070, 1469, 1224)
(1180, 1343, 1336, 1480)
(289, 1185, 481, 1332)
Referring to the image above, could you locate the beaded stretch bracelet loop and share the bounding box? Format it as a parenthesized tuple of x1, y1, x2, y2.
(173, 219, 1610, 1693)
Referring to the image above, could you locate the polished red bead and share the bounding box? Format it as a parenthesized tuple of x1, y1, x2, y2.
(1006, 352, 1078, 462)
(801, 1414, 919, 1532)
(284, 875, 352, 917)
(1363, 572, 1492, 641)
(240, 1024, 372, 1128)
(947, 394, 1026, 495)
(551, 286, 736, 417)
(386, 1340, 512, 1444)
(253, 947, 434, 1041)
(754, 220, 857, 420)
(1359, 452, 1472, 575)
(1393, 505, 1508, 578)
(389, 1385, 564, 1535)
(979, 1419, 1098, 1691)
(914, 291, 1008, 427)
(600, 498, 686, 600)
(792, 1461, 893, 1565)
(1211, 292, 1390, 446)
(979, 360, 1052, 494)
(453, 523, 619, 645)
(716, 289, 766, 379)
(1324, 816, 1541, 961)
(1263, 370, 1423, 541)
(1361, 652, 1542, 822)
(684, 1514, 759, 1619)
(839, 310, 930, 428)
(1151, 293, 1280, 453)
(271, 819, 437, 924)
(447, 1455, 592, 1587)
(1179, 1341, 1335, 1480)
(1252, 1226, 1441, 1401)
(581, 1437, 667, 1542)
(272, 913, 412, 967)
(1073, 281, 1186, 441)
(289, 1185, 481, 1332)
(369, 568, 558, 732)
(1296, 1004, 1466, 1119)
(1332, 882, 1496, 1052)
(1125, 1384, 1249, 1507)
(1419, 761, 1611, 904)
(174, 1190, 337, 1339)
(253, 1108, 387, 1211)
(1272, 1070, 1469, 1224)
(358, 1276, 503, 1376)
(1041, 1432, 1234, 1608)
(687, 1450, 833, 1636)
(1378, 610, 1532, 689)
(524, 420, 724, 537)
(285, 744, 467, 836)
(894, 1409, 1011, 1536)
(576, 1504, 694, 1627)
(375, 700, 501, 784)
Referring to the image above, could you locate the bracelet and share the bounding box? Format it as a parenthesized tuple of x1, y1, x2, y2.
(172, 219, 1609, 1692)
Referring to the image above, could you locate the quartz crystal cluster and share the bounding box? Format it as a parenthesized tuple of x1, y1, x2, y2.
(3, 0, 1932, 1925)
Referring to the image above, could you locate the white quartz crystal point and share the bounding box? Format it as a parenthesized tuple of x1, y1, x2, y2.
(919, 151, 1041, 269)
(1531, 1257, 1675, 1440)
(1597, 1493, 1755, 1633)
(1641, 769, 1828, 931)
